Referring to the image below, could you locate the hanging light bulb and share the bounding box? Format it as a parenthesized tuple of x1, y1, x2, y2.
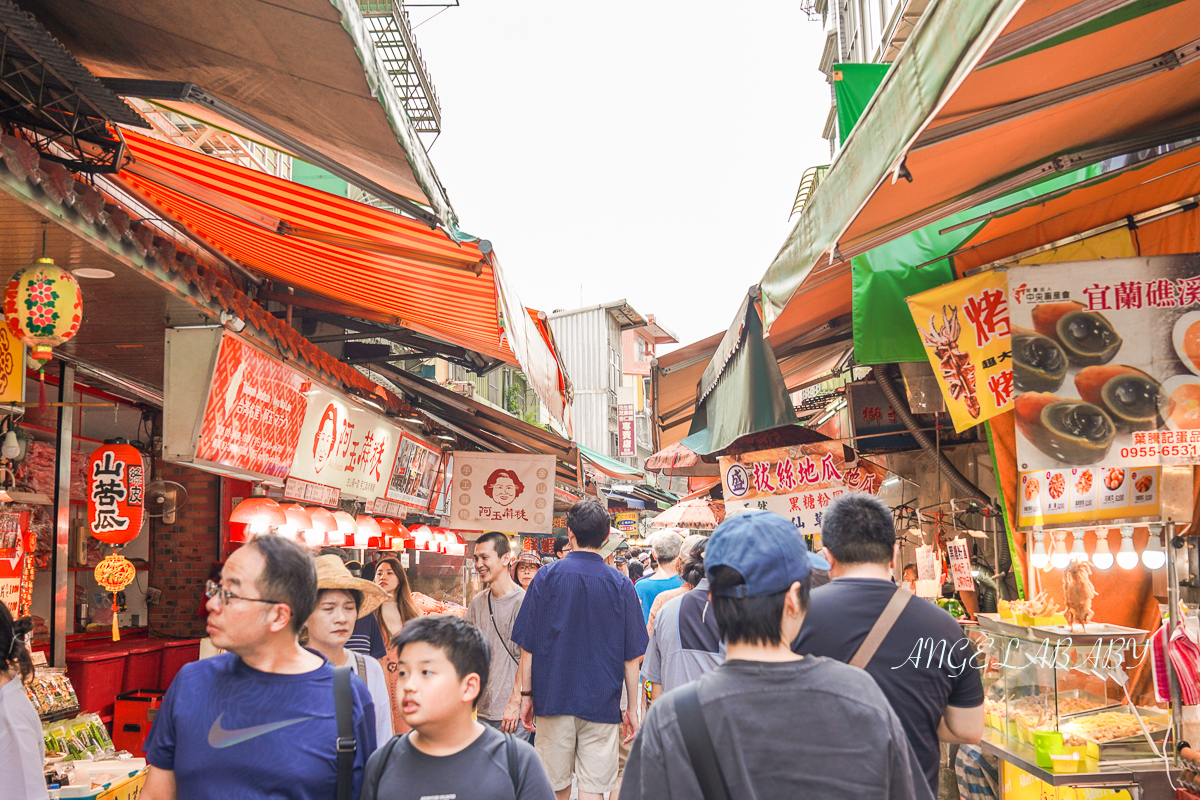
(1050, 530, 1071, 569)
(1069, 530, 1088, 563)
(1, 428, 21, 460)
(1030, 531, 1050, 569)
(1117, 525, 1139, 570)
(1142, 523, 1166, 569)
(1092, 529, 1114, 570)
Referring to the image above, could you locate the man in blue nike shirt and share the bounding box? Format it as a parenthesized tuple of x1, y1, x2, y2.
(142, 535, 377, 800)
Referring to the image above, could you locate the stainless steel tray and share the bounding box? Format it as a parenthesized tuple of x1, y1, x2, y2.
(976, 613, 1148, 646)
(1061, 707, 1169, 759)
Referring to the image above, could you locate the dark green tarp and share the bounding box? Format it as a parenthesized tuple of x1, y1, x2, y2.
(683, 294, 797, 455)
(833, 63, 891, 145)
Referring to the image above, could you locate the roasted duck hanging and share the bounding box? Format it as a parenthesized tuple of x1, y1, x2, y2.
(1062, 560, 1098, 631)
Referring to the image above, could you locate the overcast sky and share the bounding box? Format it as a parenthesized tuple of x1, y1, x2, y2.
(410, 1, 833, 350)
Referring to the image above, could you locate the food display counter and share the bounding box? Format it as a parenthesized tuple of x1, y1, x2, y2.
(970, 612, 1180, 795)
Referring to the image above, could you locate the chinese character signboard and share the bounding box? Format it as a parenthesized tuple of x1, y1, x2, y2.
(907, 270, 1013, 432)
(385, 433, 443, 511)
(0, 324, 24, 405)
(1009, 256, 1200, 476)
(719, 442, 887, 548)
(614, 511, 638, 533)
(289, 385, 406, 502)
(87, 443, 145, 544)
(451, 452, 555, 533)
(617, 385, 636, 457)
(166, 329, 437, 506)
(946, 537, 974, 593)
(0, 511, 30, 616)
(193, 334, 309, 478)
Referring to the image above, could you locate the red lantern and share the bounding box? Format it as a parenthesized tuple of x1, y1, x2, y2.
(87, 442, 145, 545)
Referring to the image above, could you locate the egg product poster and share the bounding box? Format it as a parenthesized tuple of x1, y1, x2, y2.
(1009, 256, 1200, 470)
(450, 451, 555, 534)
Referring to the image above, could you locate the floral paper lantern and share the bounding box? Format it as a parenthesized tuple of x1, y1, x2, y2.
(4, 257, 82, 362)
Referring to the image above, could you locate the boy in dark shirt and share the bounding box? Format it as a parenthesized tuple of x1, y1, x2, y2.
(623, 511, 932, 800)
(361, 616, 555, 800)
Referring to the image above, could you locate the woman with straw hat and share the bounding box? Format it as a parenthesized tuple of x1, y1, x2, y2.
(305, 555, 393, 747)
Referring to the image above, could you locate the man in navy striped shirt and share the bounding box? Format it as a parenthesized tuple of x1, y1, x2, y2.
(512, 500, 648, 800)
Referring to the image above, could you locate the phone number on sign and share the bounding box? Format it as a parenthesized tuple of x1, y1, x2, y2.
(1119, 444, 1200, 459)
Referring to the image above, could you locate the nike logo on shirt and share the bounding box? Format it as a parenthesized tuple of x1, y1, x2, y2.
(207, 712, 313, 748)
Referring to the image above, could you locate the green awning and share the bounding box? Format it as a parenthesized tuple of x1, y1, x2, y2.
(579, 445, 643, 481)
(760, 0, 1200, 333)
(852, 165, 1102, 364)
(683, 292, 797, 455)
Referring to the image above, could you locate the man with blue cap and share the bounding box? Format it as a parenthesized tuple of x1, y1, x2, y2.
(622, 511, 932, 800)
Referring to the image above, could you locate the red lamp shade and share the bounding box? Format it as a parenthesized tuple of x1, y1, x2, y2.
(353, 515, 381, 547)
(377, 518, 405, 546)
(279, 504, 313, 540)
(307, 507, 337, 535)
(230, 488, 287, 539)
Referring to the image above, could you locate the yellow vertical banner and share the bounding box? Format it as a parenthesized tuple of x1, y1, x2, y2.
(906, 270, 1012, 432)
(0, 324, 24, 404)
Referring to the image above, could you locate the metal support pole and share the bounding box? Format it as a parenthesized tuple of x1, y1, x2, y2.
(1166, 520, 1184, 756)
(49, 362, 75, 668)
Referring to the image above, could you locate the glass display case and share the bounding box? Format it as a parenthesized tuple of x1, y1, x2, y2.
(973, 614, 1166, 775)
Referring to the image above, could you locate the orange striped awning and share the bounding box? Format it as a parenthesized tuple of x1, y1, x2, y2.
(120, 130, 513, 364)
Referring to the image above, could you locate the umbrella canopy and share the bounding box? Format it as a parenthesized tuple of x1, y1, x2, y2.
(651, 498, 726, 531)
(644, 441, 719, 477)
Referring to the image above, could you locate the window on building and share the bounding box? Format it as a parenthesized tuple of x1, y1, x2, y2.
(643, 376, 652, 407)
(610, 431, 620, 458)
(610, 347, 620, 390)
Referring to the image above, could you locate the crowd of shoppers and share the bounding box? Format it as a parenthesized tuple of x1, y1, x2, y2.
(2, 493, 982, 800)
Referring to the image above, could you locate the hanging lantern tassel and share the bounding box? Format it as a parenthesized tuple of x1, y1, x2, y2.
(94, 554, 135, 641)
(37, 367, 46, 413)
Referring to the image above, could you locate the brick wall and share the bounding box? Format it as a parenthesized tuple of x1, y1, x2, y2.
(149, 462, 221, 637)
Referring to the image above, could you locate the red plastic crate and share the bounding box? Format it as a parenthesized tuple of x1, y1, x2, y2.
(159, 638, 200, 691)
(112, 690, 163, 757)
(65, 646, 127, 720)
(122, 640, 164, 693)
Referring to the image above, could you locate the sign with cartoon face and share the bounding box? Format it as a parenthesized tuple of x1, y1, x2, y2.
(451, 451, 555, 534)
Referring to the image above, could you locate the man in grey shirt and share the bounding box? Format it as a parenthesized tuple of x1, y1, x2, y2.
(623, 511, 933, 800)
(642, 538, 723, 698)
(465, 532, 528, 739)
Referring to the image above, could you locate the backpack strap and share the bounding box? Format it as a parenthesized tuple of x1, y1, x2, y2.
(353, 651, 367, 679)
(849, 585, 912, 670)
(334, 665, 357, 800)
(675, 683, 732, 800)
(505, 732, 520, 795)
(370, 733, 403, 799)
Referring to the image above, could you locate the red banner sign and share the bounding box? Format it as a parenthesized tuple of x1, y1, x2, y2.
(88, 443, 145, 544)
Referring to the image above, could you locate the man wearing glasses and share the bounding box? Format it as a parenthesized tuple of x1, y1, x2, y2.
(141, 535, 378, 800)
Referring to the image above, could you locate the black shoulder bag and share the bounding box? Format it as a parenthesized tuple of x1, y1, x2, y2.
(675, 683, 732, 800)
(334, 664, 357, 800)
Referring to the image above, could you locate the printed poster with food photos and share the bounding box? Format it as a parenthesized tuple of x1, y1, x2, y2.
(450, 452, 555, 534)
(720, 441, 888, 550)
(1006, 256, 1200, 526)
(385, 433, 444, 511)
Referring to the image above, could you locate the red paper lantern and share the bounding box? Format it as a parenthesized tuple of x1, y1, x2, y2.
(87, 442, 145, 545)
